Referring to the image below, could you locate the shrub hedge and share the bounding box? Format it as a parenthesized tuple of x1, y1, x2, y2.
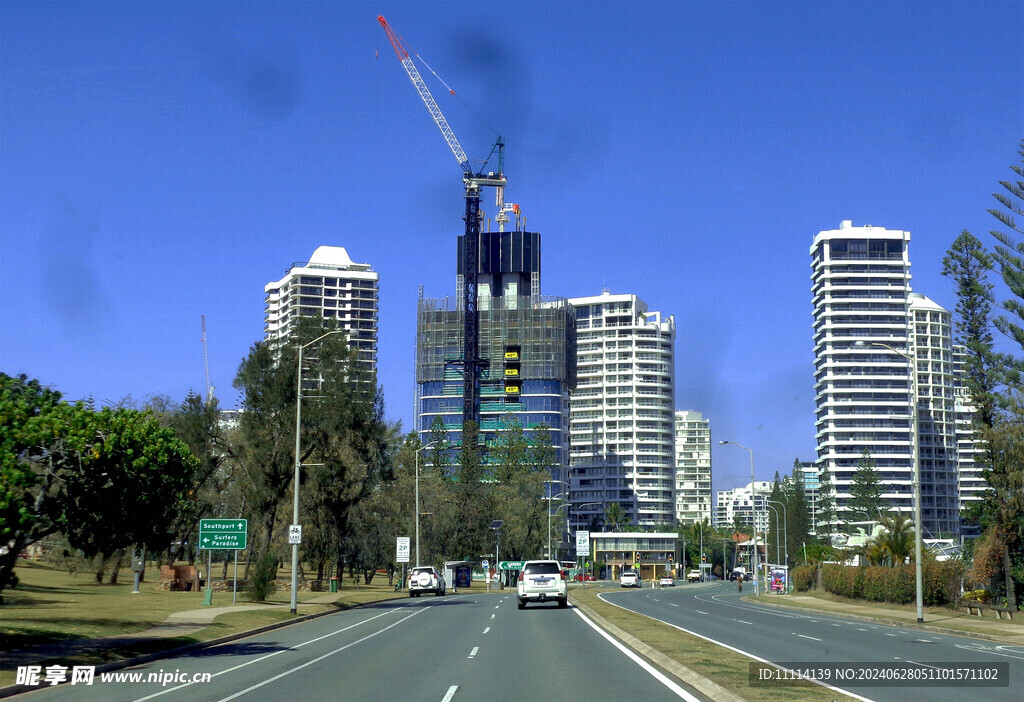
(791, 565, 814, 592)
(815, 561, 964, 606)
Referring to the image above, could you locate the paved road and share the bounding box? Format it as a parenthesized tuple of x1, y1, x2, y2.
(17, 593, 702, 702)
(602, 581, 1023, 702)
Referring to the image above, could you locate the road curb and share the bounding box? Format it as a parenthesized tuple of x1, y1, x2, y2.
(748, 595, 1022, 645)
(569, 596, 745, 702)
(0, 602, 351, 699)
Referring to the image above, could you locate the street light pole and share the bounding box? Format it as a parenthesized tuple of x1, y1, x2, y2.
(415, 441, 438, 568)
(291, 329, 345, 616)
(768, 499, 788, 568)
(546, 493, 566, 559)
(866, 340, 924, 623)
(720, 441, 758, 596)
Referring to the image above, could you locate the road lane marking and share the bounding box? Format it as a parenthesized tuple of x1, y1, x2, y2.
(734, 619, 753, 625)
(133, 606, 405, 701)
(669, 603, 679, 607)
(694, 610, 707, 615)
(483, 627, 490, 634)
(490, 614, 495, 619)
(885, 633, 897, 637)
(468, 646, 479, 659)
(571, 608, 700, 700)
(441, 686, 458, 702)
(796, 634, 822, 642)
(211, 608, 431, 702)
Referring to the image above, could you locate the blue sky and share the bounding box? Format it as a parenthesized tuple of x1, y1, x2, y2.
(2, 1, 1022, 496)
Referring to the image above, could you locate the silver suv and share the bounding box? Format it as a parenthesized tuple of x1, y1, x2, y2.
(408, 566, 446, 597)
(516, 560, 568, 609)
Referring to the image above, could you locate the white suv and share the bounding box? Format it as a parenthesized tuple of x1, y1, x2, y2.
(517, 560, 568, 609)
(408, 566, 446, 597)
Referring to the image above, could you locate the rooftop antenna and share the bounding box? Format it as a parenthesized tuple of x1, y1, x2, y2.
(201, 315, 214, 403)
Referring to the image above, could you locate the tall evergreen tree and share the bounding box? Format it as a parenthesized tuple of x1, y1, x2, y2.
(983, 141, 1024, 608)
(987, 140, 1024, 390)
(785, 459, 812, 565)
(942, 230, 998, 428)
(848, 449, 884, 526)
(766, 475, 786, 565)
(816, 466, 836, 540)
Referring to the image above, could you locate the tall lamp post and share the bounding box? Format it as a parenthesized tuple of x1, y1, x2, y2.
(720, 441, 759, 596)
(546, 493, 566, 559)
(767, 499, 788, 568)
(415, 441, 439, 568)
(291, 329, 345, 615)
(863, 340, 924, 623)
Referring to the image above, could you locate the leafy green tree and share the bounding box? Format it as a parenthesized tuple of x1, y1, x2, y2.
(148, 392, 233, 565)
(848, 449, 884, 526)
(0, 374, 196, 596)
(233, 316, 388, 573)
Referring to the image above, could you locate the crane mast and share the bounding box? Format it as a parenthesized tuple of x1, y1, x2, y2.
(378, 15, 507, 434)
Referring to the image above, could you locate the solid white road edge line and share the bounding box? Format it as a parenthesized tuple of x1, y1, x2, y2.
(571, 607, 699, 701)
(595, 592, 875, 702)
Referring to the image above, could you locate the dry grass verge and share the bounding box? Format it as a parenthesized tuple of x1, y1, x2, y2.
(570, 587, 862, 702)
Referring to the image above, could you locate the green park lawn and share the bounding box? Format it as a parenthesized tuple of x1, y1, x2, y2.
(0, 560, 406, 686)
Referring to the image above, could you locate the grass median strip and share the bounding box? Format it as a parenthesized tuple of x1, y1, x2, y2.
(570, 588, 862, 702)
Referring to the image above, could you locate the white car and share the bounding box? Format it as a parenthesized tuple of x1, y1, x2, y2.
(619, 571, 641, 588)
(659, 576, 675, 587)
(517, 560, 568, 609)
(408, 566, 446, 597)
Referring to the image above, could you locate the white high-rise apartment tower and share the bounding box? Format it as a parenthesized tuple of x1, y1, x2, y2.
(264, 246, 379, 374)
(674, 410, 711, 525)
(569, 292, 676, 528)
(811, 221, 960, 541)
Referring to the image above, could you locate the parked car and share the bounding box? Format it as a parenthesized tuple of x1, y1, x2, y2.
(517, 560, 568, 609)
(574, 573, 595, 581)
(408, 566, 446, 597)
(686, 570, 701, 583)
(659, 575, 675, 587)
(619, 571, 641, 588)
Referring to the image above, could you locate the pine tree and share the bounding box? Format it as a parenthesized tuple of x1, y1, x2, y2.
(848, 449, 884, 527)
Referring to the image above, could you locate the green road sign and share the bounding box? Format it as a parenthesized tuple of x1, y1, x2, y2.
(199, 519, 247, 550)
(498, 560, 525, 570)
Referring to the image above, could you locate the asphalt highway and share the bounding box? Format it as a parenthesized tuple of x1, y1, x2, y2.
(602, 580, 1023, 702)
(18, 592, 703, 702)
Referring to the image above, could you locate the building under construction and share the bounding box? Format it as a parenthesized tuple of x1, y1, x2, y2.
(416, 229, 576, 487)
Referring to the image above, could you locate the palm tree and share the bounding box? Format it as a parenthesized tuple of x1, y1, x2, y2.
(603, 502, 629, 532)
(877, 512, 915, 565)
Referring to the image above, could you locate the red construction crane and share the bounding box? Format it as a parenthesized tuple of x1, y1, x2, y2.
(378, 15, 507, 431)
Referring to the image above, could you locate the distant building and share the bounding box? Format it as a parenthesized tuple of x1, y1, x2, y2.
(674, 411, 711, 525)
(810, 220, 960, 541)
(568, 292, 676, 529)
(713, 481, 772, 533)
(415, 230, 575, 487)
(264, 246, 379, 374)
